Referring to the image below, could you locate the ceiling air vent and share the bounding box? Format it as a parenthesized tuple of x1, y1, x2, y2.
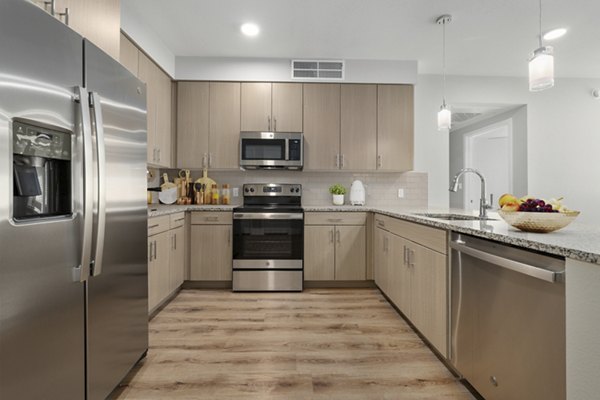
(291, 60, 345, 80)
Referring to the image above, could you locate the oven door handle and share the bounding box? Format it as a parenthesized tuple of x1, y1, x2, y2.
(233, 212, 304, 220)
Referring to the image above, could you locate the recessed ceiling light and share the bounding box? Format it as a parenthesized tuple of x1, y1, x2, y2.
(543, 28, 567, 41)
(241, 23, 260, 37)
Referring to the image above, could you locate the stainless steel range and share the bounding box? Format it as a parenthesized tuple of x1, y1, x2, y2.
(232, 183, 303, 291)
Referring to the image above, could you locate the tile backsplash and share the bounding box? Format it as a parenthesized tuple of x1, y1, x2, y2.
(150, 168, 427, 208)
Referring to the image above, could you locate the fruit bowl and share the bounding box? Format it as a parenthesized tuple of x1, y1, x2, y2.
(498, 210, 580, 233)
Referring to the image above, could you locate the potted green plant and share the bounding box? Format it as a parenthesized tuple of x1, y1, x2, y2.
(329, 184, 347, 205)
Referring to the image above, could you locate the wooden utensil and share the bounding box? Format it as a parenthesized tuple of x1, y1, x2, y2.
(161, 173, 177, 190)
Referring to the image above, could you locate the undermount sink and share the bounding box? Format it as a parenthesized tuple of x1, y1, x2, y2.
(416, 213, 496, 221)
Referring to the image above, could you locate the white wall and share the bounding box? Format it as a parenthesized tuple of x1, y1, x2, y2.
(415, 75, 600, 222)
(176, 57, 417, 83)
(120, 2, 176, 76)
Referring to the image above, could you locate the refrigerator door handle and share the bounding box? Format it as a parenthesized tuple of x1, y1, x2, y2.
(89, 92, 107, 277)
(76, 86, 93, 282)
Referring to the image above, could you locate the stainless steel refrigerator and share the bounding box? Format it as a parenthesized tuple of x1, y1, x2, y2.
(0, 1, 149, 399)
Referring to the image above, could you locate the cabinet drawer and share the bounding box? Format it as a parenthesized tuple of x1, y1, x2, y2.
(170, 212, 186, 229)
(191, 211, 232, 225)
(305, 212, 367, 226)
(148, 215, 170, 236)
(374, 214, 447, 254)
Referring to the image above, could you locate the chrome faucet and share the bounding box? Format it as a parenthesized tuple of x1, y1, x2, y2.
(449, 168, 493, 218)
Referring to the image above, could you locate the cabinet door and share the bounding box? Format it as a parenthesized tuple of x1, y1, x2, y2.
(340, 84, 377, 170)
(304, 226, 335, 280)
(374, 227, 389, 293)
(138, 53, 157, 164)
(148, 231, 170, 311)
(241, 82, 272, 131)
(272, 83, 303, 132)
(177, 82, 209, 168)
(190, 225, 232, 280)
(155, 69, 172, 167)
(119, 33, 139, 75)
(410, 242, 447, 355)
(209, 82, 240, 169)
(335, 225, 366, 280)
(377, 85, 414, 171)
(303, 84, 341, 170)
(169, 226, 185, 292)
(55, 0, 120, 60)
(388, 235, 412, 316)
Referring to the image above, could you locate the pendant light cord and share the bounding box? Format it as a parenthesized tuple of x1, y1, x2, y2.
(442, 18, 447, 106)
(539, 0, 543, 48)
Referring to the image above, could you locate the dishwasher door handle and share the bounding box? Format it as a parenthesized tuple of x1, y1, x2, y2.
(449, 240, 563, 283)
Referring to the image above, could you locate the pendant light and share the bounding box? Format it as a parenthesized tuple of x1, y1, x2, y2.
(437, 14, 452, 131)
(529, 0, 554, 91)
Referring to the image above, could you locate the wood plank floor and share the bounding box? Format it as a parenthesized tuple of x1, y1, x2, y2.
(110, 289, 474, 400)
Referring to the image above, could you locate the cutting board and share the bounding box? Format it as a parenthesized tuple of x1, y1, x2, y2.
(195, 169, 217, 188)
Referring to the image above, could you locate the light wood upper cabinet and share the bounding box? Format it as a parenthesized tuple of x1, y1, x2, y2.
(340, 84, 377, 170)
(137, 53, 157, 165)
(119, 34, 138, 75)
(303, 84, 341, 170)
(241, 82, 303, 132)
(377, 85, 414, 171)
(177, 82, 209, 168)
(335, 225, 366, 280)
(304, 226, 335, 280)
(43, 0, 121, 60)
(272, 83, 303, 132)
(209, 82, 241, 169)
(155, 69, 172, 167)
(241, 83, 272, 131)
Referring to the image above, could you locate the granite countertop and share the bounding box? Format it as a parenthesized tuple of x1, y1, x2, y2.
(148, 204, 600, 264)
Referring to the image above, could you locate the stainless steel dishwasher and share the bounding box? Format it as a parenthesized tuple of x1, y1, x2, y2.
(449, 232, 565, 400)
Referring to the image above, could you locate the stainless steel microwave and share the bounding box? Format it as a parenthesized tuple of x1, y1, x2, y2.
(239, 132, 303, 170)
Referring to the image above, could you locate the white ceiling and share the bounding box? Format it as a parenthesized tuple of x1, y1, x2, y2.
(122, 0, 600, 78)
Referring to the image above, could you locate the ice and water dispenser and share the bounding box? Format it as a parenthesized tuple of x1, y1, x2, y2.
(12, 121, 72, 220)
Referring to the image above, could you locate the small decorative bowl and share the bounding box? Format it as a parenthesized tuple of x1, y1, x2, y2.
(497, 210, 580, 233)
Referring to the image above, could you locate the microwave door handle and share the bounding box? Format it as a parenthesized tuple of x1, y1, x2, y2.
(285, 138, 289, 161)
(89, 92, 106, 277)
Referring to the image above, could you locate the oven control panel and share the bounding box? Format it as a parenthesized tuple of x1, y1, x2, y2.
(243, 183, 302, 196)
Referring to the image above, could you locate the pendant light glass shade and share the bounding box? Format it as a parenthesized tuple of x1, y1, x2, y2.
(437, 104, 451, 131)
(529, 46, 554, 91)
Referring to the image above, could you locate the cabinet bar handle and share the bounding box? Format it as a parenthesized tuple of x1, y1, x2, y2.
(329, 229, 334, 243)
(58, 7, 69, 25)
(174, 233, 177, 250)
(153, 240, 157, 259)
(273, 118, 277, 132)
(227, 228, 231, 246)
(267, 115, 271, 131)
(335, 154, 340, 168)
(336, 229, 340, 244)
(208, 153, 213, 168)
(148, 224, 159, 229)
(43, 0, 55, 15)
(205, 216, 219, 222)
(341, 154, 345, 168)
(149, 241, 153, 262)
(377, 155, 382, 169)
(328, 218, 342, 222)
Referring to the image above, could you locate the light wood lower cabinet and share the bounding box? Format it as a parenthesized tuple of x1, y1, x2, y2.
(190, 224, 232, 281)
(169, 226, 185, 292)
(374, 215, 448, 356)
(304, 213, 367, 281)
(148, 213, 186, 313)
(304, 226, 335, 280)
(148, 230, 170, 312)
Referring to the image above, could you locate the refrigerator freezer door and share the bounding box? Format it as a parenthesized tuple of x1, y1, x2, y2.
(0, 1, 86, 399)
(84, 40, 149, 400)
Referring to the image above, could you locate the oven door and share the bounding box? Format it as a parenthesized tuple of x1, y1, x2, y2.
(233, 212, 303, 269)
